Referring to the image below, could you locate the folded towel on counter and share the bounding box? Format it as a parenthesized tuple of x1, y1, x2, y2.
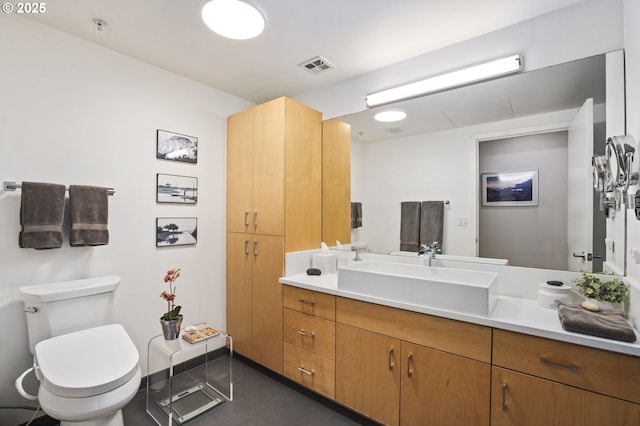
(351, 202, 363, 229)
(69, 185, 109, 246)
(400, 201, 421, 252)
(19, 181, 66, 249)
(420, 201, 444, 252)
(557, 302, 636, 343)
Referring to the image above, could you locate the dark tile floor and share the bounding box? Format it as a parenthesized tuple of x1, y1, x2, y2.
(124, 355, 378, 426)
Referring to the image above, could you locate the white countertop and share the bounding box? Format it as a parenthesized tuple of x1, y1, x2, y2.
(279, 272, 640, 357)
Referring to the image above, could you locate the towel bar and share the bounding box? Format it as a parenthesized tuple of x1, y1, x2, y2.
(3, 181, 115, 196)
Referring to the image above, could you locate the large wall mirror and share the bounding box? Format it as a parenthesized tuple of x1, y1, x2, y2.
(339, 52, 626, 275)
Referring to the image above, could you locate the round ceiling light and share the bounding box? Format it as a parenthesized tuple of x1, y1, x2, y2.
(202, 0, 265, 40)
(374, 109, 407, 123)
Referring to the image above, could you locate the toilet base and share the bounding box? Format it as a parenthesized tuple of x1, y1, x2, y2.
(60, 409, 123, 426)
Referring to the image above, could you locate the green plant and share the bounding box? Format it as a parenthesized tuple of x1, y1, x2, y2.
(160, 268, 183, 320)
(572, 272, 630, 303)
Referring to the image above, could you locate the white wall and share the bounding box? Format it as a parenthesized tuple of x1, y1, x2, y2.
(0, 16, 252, 425)
(623, 0, 640, 326)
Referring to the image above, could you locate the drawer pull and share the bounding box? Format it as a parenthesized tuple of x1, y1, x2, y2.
(540, 357, 579, 372)
(299, 299, 315, 306)
(298, 330, 315, 338)
(407, 353, 413, 377)
(298, 367, 314, 376)
(388, 348, 395, 371)
(502, 383, 508, 411)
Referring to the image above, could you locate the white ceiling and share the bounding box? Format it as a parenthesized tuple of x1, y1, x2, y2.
(24, 0, 587, 104)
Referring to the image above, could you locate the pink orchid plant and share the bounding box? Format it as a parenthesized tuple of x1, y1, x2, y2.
(160, 268, 182, 321)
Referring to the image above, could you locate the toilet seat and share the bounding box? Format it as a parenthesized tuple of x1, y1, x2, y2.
(34, 324, 139, 398)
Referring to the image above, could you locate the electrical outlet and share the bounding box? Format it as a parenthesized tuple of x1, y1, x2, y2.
(458, 216, 469, 226)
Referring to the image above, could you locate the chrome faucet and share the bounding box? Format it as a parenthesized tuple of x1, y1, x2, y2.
(419, 241, 439, 266)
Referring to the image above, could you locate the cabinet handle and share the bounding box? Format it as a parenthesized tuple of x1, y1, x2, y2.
(502, 383, 508, 411)
(244, 211, 249, 227)
(406, 353, 413, 377)
(244, 240, 249, 256)
(253, 212, 258, 227)
(298, 367, 314, 376)
(253, 241, 258, 256)
(387, 348, 394, 371)
(298, 330, 315, 338)
(540, 357, 579, 372)
(299, 299, 315, 306)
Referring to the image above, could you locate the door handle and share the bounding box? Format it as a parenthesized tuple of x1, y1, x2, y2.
(572, 252, 586, 260)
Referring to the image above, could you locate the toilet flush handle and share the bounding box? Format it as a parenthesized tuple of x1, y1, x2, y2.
(15, 367, 38, 400)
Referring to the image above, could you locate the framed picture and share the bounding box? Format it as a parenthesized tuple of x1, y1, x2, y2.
(156, 217, 198, 247)
(481, 170, 539, 206)
(156, 173, 198, 204)
(156, 129, 198, 163)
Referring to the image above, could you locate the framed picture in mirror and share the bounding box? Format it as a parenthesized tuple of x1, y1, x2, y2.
(481, 170, 538, 207)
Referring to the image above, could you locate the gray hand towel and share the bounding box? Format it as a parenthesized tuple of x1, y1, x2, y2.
(19, 181, 66, 249)
(351, 202, 363, 228)
(69, 185, 109, 246)
(557, 302, 636, 343)
(400, 201, 421, 252)
(420, 201, 444, 251)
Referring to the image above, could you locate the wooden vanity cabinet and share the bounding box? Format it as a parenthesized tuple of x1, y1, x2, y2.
(335, 297, 492, 426)
(491, 329, 640, 426)
(283, 286, 336, 399)
(226, 97, 322, 374)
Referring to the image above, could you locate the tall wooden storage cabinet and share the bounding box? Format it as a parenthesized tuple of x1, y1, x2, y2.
(322, 118, 351, 245)
(226, 97, 322, 373)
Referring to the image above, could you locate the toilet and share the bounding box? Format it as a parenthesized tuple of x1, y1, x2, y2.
(15, 276, 141, 426)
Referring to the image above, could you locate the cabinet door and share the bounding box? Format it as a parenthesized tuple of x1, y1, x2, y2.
(491, 367, 640, 426)
(336, 323, 400, 426)
(227, 108, 254, 233)
(251, 234, 284, 373)
(252, 99, 285, 236)
(226, 232, 253, 357)
(401, 342, 490, 426)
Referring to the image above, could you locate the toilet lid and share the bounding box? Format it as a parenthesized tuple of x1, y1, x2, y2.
(34, 324, 139, 398)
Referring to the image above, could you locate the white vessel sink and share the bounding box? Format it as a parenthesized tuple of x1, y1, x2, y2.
(337, 260, 498, 316)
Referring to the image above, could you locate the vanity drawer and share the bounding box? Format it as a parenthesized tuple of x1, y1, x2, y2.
(283, 285, 336, 320)
(284, 343, 335, 399)
(284, 308, 335, 359)
(493, 329, 640, 404)
(336, 297, 491, 362)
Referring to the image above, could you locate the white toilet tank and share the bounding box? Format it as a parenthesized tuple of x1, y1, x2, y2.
(19, 275, 120, 354)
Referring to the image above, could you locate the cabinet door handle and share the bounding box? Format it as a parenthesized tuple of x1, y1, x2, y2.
(253, 212, 258, 227)
(407, 353, 413, 377)
(540, 357, 579, 372)
(298, 330, 315, 338)
(244, 240, 249, 256)
(244, 211, 249, 227)
(298, 367, 314, 376)
(388, 348, 395, 371)
(502, 383, 508, 411)
(253, 241, 258, 256)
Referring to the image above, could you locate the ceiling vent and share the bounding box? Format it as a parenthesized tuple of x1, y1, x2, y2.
(298, 56, 335, 74)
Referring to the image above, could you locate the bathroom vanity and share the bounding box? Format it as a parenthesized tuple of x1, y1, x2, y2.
(279, 259, 640, 426)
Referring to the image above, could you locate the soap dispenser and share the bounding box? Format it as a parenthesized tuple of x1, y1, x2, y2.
(312, 242, 337, 274)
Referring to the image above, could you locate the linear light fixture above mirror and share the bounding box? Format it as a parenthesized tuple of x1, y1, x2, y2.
(365, 54, 523, 108)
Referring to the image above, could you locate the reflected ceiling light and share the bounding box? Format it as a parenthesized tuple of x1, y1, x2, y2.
(374, 109, 407, 122)
(365, 54, 522, 108)
(202, 0, 265, 40)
